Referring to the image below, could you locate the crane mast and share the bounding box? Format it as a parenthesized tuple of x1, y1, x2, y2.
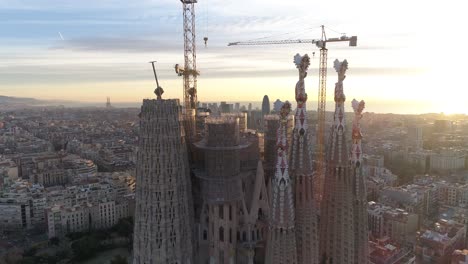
(179, 0, 198, 143)
(228, 26, 357, 207)
(316, 26, 328, 206)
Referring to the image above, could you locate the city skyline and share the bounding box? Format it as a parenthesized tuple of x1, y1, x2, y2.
(1, 0, 466, 114)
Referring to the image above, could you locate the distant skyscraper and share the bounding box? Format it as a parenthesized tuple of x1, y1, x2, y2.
(264, 115, 281, 184)
(265, 102, 298, 264)
(235, 102, 240, 112)
(133, 97, 194, 264)
(273, 99, 283, 113)
(290, 54, 319, 264)
(262, 95, 271, 116)
(220, 101, 232, 113)
(106, 97, 112, 108)
(319, 59, 368, 264)
(407, 125, 423, 151)
(248, 110, 264, 130)
(248, 103, 252, 112)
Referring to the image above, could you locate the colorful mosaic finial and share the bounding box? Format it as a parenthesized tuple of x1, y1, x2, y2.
(351, 99, 365, 166)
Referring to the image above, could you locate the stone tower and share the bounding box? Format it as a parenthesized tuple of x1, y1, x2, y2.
(193, 115, 268, 263)
(319, 59, 368, 264)
(265, 102, 298, 264)
(290, 54, 319, 264)
(132, 98, 194, 264)
(194, 117, 246, 264)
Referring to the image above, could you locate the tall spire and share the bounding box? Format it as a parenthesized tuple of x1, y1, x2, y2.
(271, 101, 294, 228)
(290, 53, 319, 264)
(319, 59, 356, 264)
(266, 101, 298, 264)
(328, 59, 349, 165)
(351, 98, 369, 264)
(290, 53, 313, 170)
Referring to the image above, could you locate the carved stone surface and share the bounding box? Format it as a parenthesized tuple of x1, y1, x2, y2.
(319, 60, 369, 264)
(266, 101, 298, 264)
(291, 54, 319, 264)
(133, 99, 194, 264)
(350, 99, 369, 264)
(193, 116, 269, 264)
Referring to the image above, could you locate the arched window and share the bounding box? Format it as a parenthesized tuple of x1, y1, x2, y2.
(219, 227, 224, 242)
(203, 230, 207, 240)
(219, 205, 224, 219)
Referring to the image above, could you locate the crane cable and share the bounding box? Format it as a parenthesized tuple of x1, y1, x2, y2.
(324, 26, 346, 37)
(203, 0, 208, 47)
(239, 26, 322, 44)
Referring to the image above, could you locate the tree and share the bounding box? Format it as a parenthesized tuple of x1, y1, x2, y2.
(19, 257, 36, 264)
(57, 237, 72, 259)
(1, 248, 23, 264)
(22, 247, 37, 258)
(110, 255, 128, 264)
(386, 156, 424, 185)
(49, 237, 60, 246)
(115, 217, 133, 237)
(71, 236, 99, 261)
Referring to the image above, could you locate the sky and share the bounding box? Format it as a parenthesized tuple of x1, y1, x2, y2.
(0, 0, 467, 114)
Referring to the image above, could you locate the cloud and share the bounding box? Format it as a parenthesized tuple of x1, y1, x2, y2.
(50, 36, 182, 53)
(0, 61, 425, 87)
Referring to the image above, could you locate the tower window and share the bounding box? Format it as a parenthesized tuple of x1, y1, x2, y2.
(219, 227, 224, 242)
(219, 205, 224, 219)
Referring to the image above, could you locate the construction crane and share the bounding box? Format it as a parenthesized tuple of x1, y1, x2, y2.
(176, 0, 200, 144)
(228, 25, 357, 205)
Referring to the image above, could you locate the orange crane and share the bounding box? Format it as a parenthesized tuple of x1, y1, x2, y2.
(228, 25, 357, 205)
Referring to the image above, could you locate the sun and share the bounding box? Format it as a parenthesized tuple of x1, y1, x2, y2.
(441, 100, 468, 115)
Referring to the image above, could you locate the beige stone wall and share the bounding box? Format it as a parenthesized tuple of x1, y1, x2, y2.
(132, 99, 194, 264)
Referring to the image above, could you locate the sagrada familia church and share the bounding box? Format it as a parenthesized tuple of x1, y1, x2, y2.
(132, 54, 369, 264)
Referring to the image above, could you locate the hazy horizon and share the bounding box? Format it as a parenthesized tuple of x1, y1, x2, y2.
(2, 94, 463, 116)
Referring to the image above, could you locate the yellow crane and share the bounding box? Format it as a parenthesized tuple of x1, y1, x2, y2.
(228, 25, 357, 204)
